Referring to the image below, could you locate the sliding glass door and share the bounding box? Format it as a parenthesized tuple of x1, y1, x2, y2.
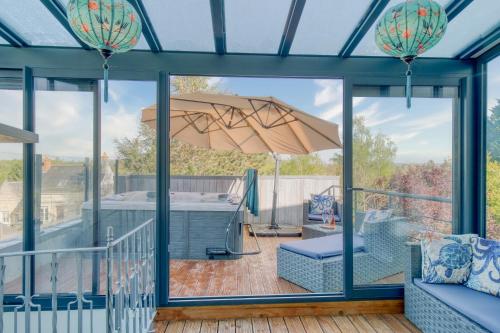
(351, 84, 458, 287)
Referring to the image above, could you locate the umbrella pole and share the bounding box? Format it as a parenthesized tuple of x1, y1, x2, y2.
(270, 153, 280, 229)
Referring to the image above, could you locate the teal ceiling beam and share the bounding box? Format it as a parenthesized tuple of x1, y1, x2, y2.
(40, 0, 91, 49)
(445, 0, 473, 22)
(0, 20, 28, 47)
(210, 0, 226, 55)
(457, 25, 500, 59)
(278, 0, 306, 57)
(129, 0, 162, 53)
(338, 0, 390, 58)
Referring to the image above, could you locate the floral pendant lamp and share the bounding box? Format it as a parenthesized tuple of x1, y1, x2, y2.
(67, 0, 142, 102)
(375, 0, 447, 109)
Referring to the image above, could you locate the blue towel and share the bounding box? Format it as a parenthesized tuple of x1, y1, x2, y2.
(245, 169, 259, 216)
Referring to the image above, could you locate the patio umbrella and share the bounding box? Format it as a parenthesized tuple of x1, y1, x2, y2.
(141, 92, 342, 229)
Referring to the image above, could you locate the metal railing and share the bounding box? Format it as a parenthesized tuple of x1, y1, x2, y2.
(352, 187, 453, 233)
(0, 218, 156, 333)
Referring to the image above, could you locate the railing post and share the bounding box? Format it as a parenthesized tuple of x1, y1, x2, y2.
(0, 257, 4, 333)
(50, 253, 58, 333)
(106, 227, 114, 333)
(24, 256, 31, 333)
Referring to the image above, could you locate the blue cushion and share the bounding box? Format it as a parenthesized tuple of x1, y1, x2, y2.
(307, 213, 341, 222)
(280, 234, 365, 260)
(414, 278, 500, 333)
(466, 237, 500, 297)
(310, 195, 334, 214)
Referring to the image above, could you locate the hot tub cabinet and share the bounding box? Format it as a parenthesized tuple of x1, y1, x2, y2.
(82, 191, 243, 260)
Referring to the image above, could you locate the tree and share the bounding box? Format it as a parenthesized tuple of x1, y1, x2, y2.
(331, 116, 397, 189)
(0, 160, 23, 184)
(115, 123, 156, 175)
(487, 100, 500, 161)
(279, 154, 329, 176)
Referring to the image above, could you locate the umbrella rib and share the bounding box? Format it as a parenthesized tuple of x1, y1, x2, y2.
(217, 121, 245, 151)
(171, 113, 205, 138)
(242, 113, 275, 153)
(274, 105, 311, 154)
(300, 121, 343, 148)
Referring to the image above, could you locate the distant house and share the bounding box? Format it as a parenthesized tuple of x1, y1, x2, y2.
(0, 154, 115, 229)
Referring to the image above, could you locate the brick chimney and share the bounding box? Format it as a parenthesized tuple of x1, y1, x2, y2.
(42, 155, 52, 173)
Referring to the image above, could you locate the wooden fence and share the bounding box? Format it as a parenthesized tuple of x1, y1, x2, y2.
(117, 175, 341, 226)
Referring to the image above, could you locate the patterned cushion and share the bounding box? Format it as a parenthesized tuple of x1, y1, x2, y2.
(309, 195, 334, 215)
(465, 237, 500, 297)
(421, 235, 473, 284)
(358, 209, 393, 236)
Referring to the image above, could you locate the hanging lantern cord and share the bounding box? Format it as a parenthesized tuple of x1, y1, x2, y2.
(406, 62, 412, 109)
(103, 60, 109, 103)
(100, 49, 112, 103)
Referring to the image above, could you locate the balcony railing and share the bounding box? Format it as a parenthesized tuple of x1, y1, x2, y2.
(352, 187, 453, 234)
(0, 218, 156, 333)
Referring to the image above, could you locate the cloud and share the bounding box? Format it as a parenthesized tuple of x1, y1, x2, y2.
(207, 77, 224, 88)
(366, 114, 404, 127)
(319, 104, 343, 121)
(353, 97, 366, 107)
(401, 110, 451, 131)
(313, 80, 342, 107)
(389, 131, 421, 144)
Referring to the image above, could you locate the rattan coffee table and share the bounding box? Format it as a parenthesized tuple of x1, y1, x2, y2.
(302, 224, 343, 239)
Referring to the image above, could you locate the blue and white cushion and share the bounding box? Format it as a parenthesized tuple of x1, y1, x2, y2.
(310, 195, 334, 215)
(358, 209, 393, 236)
(421, 235, 474, 284)
(465, 237, 500, 297)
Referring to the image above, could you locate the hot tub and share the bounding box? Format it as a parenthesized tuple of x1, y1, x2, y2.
(81, 191, 243, 259)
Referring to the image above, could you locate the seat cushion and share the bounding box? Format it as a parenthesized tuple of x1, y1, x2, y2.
(307, 213, 341, 222)
(414, 278, 500, 333)
(280, 234, 365, 260)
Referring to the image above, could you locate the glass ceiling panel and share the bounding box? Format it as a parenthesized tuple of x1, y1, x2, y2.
(226, 0, 291, 54)
(0, 36, 7, 45)
(352, 0, 450, 57)
(423, 0, 500, 58)
(143, 0, 214, 52)
(134, 34, 149, 50)
(290, 0, 372, 55)
(0, 0, 79, 47)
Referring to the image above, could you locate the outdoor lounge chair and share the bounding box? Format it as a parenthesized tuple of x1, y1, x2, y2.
(277, 214, 407, 293)
(303, 199, 343, 225)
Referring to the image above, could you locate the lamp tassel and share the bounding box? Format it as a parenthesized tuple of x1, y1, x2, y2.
(103, 60, 109, 103)
(100, 50, 112, 103)
(406, 62, 412, 109)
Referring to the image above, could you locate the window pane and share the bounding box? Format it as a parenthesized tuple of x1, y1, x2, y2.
(424, 0, 500, 58)
(487, 56, 500, 239)
(290, 0, 371, 55)
(143, 0, 215, 52)
(169, 76, 343, 297)
(0, 0, 79, 47)
(226, 0, 291, 53)
(352, 0, 450, 56)
(0, 147, 23, 295)
(0, 36, 7, 45)
(0, 75, 22, 128)
(34, 78, 95, 293)
(352, 85, 457, 286)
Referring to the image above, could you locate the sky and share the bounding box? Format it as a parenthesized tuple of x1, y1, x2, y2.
(0, 57, 499, 163)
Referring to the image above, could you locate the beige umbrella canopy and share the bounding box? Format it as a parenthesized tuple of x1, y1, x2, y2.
(141, 92, 342, 231)
(141, 93, 342, 154)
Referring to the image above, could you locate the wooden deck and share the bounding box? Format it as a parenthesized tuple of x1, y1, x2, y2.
(154, 314, 421, 332)
(170, 228, 403, 297)
(170, 231, 307, 297)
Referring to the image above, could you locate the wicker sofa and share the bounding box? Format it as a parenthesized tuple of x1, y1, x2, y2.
(405, 243, 500, 333)
(277, 214, 407, 293)
(303, 199, 343, 225)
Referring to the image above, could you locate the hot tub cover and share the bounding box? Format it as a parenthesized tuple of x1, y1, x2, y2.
(280, 233, 365, 259)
